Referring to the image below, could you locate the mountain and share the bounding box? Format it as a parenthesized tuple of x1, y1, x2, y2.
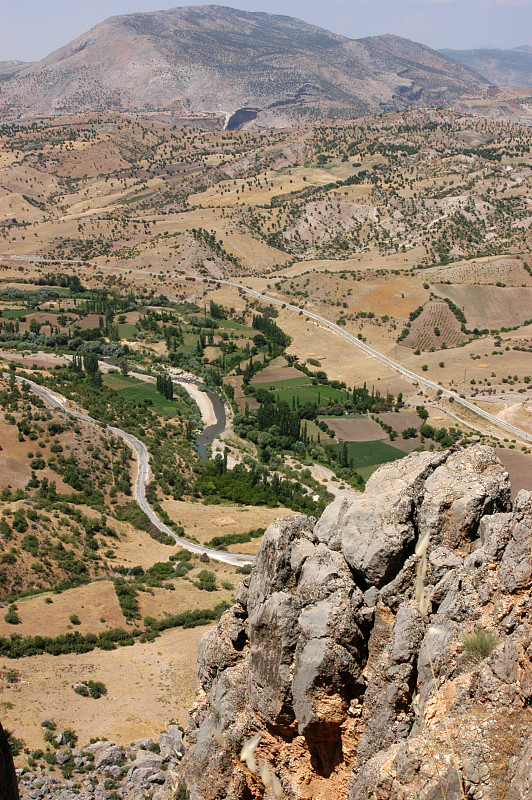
(0, 5, 487, 126)
(441, 46, 532, 88)
(181, 446, 532, 799)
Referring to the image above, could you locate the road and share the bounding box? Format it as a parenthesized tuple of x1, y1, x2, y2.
(7, 373, 253, 566)
(3, 253, 532, 444)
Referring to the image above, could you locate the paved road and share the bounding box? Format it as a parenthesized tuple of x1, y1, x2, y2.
(3, 253, 531, 443)
(213, 279, 532, 445)
(7, 373, 253, 566)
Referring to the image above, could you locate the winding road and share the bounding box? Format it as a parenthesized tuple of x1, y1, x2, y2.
(7, 373, 253, 566)
(3, 254, 532, 445)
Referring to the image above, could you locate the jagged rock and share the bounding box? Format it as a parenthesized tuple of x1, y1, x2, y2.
(126, 749, 164, 784)
(499, 490, 532, 592)
(158, 724, 185, 758)
(55, 750, 70, 765)
(180, 446, 531, 800)
(315, 450, 447, 587)
(508, 733, 532, 800)
(94, 744, 125, 769)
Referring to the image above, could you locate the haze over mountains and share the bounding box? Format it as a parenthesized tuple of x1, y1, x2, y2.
(440, 45, 532, 89)
(0, 4, 493, 127)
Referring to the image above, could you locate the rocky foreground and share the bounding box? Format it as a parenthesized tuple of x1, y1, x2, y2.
(181, 446, 532, 800)
(15, 445, 532, 799)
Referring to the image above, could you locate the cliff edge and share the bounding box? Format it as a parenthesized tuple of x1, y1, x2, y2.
(180, 445, 532, 799)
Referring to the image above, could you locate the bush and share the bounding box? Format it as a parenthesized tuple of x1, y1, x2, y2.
(195, 570, 217, 591)
(7, 732, 24, 756)
(462, 627, 500, 663)
(74, 680, 107, 699)
(4, 606, 20, 625)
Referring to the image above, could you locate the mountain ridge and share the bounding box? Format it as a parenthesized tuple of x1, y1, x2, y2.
(0, 5, 488, 126)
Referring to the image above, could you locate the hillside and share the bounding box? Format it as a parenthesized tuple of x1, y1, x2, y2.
(442, 46, 532, 89)
(0, 5, 488, 125)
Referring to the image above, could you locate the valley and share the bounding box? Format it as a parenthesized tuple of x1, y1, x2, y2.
(0, 96, 531, 798)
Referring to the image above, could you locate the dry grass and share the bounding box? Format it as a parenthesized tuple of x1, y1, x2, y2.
(434, 284, 532, 331)
(1, 626, 206, 753)
(161, 498, 294, 546)
(0, 581, 126, 639)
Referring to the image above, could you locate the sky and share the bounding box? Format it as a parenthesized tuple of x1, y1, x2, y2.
(0, 0, 531, 62)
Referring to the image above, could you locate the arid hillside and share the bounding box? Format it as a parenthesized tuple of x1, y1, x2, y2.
(0, 5, 488, 125)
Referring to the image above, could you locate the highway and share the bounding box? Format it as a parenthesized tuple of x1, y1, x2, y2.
(7, 373, 253, 566)
(3, 253, 532, 444)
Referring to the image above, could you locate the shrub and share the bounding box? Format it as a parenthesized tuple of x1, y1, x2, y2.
(461, 627, 501, 663)
(69, 614, 81, 625)
(7, 732, 24, 756)
(4, 606, 20, 625)
(74, 680, 107, 699)
(63, 729, 78, 747)
(195, 570, 217, 591)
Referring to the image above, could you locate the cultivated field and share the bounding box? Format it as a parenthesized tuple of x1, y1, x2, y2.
(434, 284, 532, 331)
(402, 301, 469, 350)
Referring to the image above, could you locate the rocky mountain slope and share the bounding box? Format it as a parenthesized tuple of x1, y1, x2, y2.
(0, 5, 487, 125)
(441, 46, 532, 89)
(181, 445, 532, 799)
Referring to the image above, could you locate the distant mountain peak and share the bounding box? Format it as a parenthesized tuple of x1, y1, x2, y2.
(0, 5, 489, 125)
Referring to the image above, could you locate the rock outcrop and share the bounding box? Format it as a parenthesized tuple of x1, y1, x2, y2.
(180, 445, 532, 800)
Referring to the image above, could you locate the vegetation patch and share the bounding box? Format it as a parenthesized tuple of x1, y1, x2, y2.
(401, 301, 469, 350)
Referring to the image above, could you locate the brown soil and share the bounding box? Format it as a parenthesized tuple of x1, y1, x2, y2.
(319, 417, 384, 441)
(434, 284, 532, 331)
(495, 448, 532, 498)
(376, 410, 423, 432)
(251, 365, 302, 384)
(1, 626, 206, 753)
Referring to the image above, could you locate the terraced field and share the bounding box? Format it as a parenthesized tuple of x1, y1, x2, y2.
(402, 301, 468, 350)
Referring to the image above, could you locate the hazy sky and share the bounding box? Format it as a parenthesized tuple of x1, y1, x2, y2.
(0, 0, 531, 62)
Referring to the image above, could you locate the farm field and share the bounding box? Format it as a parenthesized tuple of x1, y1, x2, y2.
(332, 440, 406, 470)
(434, 284, 532, 331)
(160, 498, 294, 547)
(425, 255, 532, 287)
(402, 301, 469, 350)
(319, 416, 384, 441)
(250, 365, 303, 384)
(269, 383, 351, 406)
(253, 375, 310, 390)
(375, 410, 424, 432)
(102, 373, 186, 418)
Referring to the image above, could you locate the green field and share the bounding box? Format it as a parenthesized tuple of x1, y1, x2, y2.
(103, 373, 185, 418)
(331, 440, 405, 469)
(216, 319, 254, 332)
(272, 384, 351, 406)
(253, 376, 310, 389)
(118, 322, 138, 339)
(0, 307, 29, 319)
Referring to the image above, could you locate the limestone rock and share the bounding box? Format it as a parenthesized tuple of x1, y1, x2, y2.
(180, 446, 530, 800)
